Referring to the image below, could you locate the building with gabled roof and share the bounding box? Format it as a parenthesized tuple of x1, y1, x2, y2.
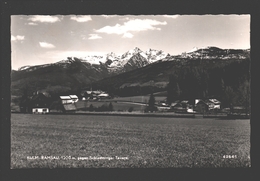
(58, 95, 77, 113)
(208, 99, 221, 109)
(194, 98, 221, 113)
(60, 96, 73, 104)
(69, 95, 78, 103)
(30, 92, 51, 114)
(194, 99, 209, 113)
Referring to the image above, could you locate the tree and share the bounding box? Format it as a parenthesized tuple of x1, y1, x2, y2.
(237, 79, 251, 115)
(50, 100, 63, 112)
(167, 75, 181, 104)
(19, 85, 30, 113)
(222, 86, 236, 108)
(108, 102, 113, 112)
(128, 107, 134, 112)
(146, 93, 157, 112)
(89, 104, 95, 112)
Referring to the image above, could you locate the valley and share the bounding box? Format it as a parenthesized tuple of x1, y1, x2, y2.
(11, 46, 250, 114)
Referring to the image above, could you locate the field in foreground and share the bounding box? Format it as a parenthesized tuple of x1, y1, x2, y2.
(11, 114, 250, 168)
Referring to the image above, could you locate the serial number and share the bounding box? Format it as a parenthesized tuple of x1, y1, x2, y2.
(223, 155, 237, 158)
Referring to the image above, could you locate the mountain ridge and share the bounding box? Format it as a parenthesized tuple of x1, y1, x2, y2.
(11, 46, 250, 100)
(17, 47, 170, 73)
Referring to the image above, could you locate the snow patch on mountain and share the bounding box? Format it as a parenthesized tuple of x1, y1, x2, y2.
(145, 48, 169, 63)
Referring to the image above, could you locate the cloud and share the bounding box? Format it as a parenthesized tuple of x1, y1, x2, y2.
(88, 34, 102, 40)
(28, 22, 38, 25)
(39, 42, 55, 48)
(11, 35, 25, 41)
(70, 15, 92, 22)
(28, 15, 61, 23)
(163, 15, 180, 19)
(96, 19, 167, 37)
(101, 15, 117, 18)
(122, 32, 134, 38)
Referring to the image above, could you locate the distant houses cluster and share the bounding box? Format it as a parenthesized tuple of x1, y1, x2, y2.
(19, 90, 248, 116)
(158, 98, 222, 113)
(82, 90, 110, 100)
(19, 90, 110, 114)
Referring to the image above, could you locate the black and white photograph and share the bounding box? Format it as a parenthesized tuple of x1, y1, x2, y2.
(10, 13, 251, 169)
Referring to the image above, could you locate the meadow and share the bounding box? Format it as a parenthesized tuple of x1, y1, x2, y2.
(112, 95, 167, 103)
(74, 95, 167, 112)
(11, 113, 250, 168)
(75, 100, 146, 112)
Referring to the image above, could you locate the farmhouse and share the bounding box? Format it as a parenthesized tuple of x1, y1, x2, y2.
(208, 99, 221, 109)
(194, 99, 209, 113)
(60, 96, 73, 104)
(194, 98, 221, 113)
(30, 92, 50, 114)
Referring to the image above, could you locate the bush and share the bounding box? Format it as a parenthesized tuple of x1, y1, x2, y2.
(144, 106, 158, 113)
(89, 104, 95, 112)
(128, 107, 134, 112)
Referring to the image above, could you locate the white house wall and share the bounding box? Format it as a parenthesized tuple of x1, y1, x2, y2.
(32, 108, 49, 114)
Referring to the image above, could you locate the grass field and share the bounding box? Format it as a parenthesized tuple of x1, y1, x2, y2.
(11, 113, 250, 168)
(75, 100, 146, 112)
(74, 95, 167, 112)
(112, 95, 167, 103)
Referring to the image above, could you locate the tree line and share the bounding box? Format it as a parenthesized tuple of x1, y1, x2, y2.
(166, 60, 250, 110)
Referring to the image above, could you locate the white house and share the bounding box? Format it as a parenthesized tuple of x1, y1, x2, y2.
(60, 96, 73, 104)
(208, 99, 221, 109)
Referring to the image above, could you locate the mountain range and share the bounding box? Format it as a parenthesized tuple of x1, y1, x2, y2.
(18, 47, 170, 74)
(11, 46, 250, 101)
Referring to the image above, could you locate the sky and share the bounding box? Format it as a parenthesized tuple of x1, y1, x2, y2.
(11, 15, 250, 70)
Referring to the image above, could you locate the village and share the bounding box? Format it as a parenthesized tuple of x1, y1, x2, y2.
(17, 89, 249, 118)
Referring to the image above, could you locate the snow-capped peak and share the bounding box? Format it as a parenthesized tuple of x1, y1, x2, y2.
(145, 48, 169, 63)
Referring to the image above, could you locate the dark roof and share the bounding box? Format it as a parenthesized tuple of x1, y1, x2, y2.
(30, 93, 50, 108)
(31, 93, 47, 101)
(196, 100, 208, 106)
